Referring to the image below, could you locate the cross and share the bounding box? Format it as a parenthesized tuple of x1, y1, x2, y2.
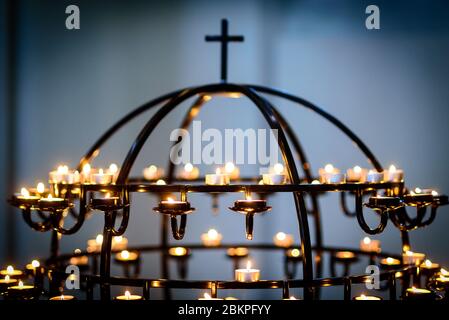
(205, 19, 244, 82)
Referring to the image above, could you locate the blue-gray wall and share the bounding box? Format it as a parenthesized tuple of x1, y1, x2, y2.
(1, 0, 449, 299)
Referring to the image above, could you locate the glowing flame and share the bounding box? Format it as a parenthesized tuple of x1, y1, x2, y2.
(5, 275, 10, 281)
(184, 163, 193, 172)
(95, 234, 103, 245)
(60, 295, 65, 300)
(274, 163, 284, 174)
(18, 280, 24, 288)
(114, 236, 123, 243)
(389, 165, 397, 173)
(246, 260, 252, 270)
(82, 163, 91, 175)
(353, 165, 362, 173)
(414, 187, 422, 194)
(207, 229, 219, 239)
(441, 268, 449, 276)
(432, 190, 439, 196)
(386, 257, 395, 264)
(324, 164, 334, 173)
(125, 290, 131, 300)
(31, 260, 40, 268)
(20, 188, 30, 197)
(425, 260, 432, 268)
(291, 249, 301, 258)
(57, 165, 69, 175)
(109, 163, 118, 174)
(225, 162, 235, 173)
(173, 247, 186, 256)
(276, 232, 287, 241)
(203, 293, 211, 299)
(6, 266, 14, 274)
(156, 179, 166, 185)
(148, 165, 158, 173)
(121, 250, 130, 260)
(36, 182, 45, 194)
(215, 168, 221, 175)
(98, 168, 104, 175)
(363, 237, 371, 245)
(166, 197, 175, 203)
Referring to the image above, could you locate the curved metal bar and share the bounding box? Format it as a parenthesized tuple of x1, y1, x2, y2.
(77, 89, 186, 171)
(115, 83, 314, 299)
(247, 85, 383, 172)
(170, 215, 187, 240)
(355, 190, 388, 234)
(109, 187, 130, 237)
(53, 187, 88, 235)
(21, 208, 53, 232)
(340, 192, 357, 218)
(420, 205, 438, 226)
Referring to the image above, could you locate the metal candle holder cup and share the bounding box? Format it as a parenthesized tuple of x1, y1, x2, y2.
(229, 196, 271, 240)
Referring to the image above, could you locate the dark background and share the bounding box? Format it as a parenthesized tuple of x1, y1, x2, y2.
(0, 0, 448, 299)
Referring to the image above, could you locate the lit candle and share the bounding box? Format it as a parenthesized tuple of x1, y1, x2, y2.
(92, 168, 114, 185)
(420, 259, 440, 273)
(334, 251, 357, 260)
(112, 236, 128, 251)
(435, 276, 449, 288)
(0, 265, 23, 278)
(262, 163, 287, 185)
(69, 253, 89, 266)
(360, 237, 381, 253)
(235, 261, 260, 282)
(380, 257, 401, 269)
(366, 170, 383, 183)
(198, 293, 223, 300)
(346, 166, 368, 182)
(0, 275, 18, 291)
(49, 165, 80, 184)
(226, 247, 249, 258)
(201, 229, 223, 247)
(8, 280, 35, 298)
(108, 163, 119, 182)
(143, 164, 164, 181)
(115, 250, 139, 263)
(402, 251, 426, 266)
(49, 294, 75, 300)
(168, 247, 190, 257)
(404, 287, 434, 300)
(354, 294, 382, 301)
(38, 194, 67, 208)
(179, 163, 200, 180)
(15, 187, 40, 205)
(439, 268, 449, 277)
(286, 248, 302, 260)
(223, 162, 240, 180)
(318, 164, 346, 184)
(273, 232, 294, 248)
(115, 290, 142, 300)
(205, 168, 230, 185)
(87, 234, 104, 253)
(383, 165, 404, 182)
(25, 260, 40, 274)
(158, 197, 191, 211)
(81, 163, 92, 183)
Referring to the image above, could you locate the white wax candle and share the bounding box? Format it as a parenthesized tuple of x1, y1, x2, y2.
(235, 261, 260, 282)
(91, 168, 113, 185)
(205, 168, 230, 185)
(143, 165, 164, 180)
(366, 170, 383, 183)
(402, 251, 426, 265)
(179, 163, 200, 180)
(346, 166, 368, 182)
(201, 229, 222, 247)
(262, 163, 286, 185)
(383, 165, 404, 182)
(319, 164, 346, 184)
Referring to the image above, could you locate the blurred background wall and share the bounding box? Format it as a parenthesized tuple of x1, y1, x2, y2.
(1, 0, 449, 299)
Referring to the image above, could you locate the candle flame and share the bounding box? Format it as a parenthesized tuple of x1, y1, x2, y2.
(125, 290, 131, 300)
(167, 197, 175, 203)
(425, 260, 432, 268)
(36, 182, 45, 194)
(441, 268, 449, 276)
(246, 260, 252, 270)
(156, 179, 166, 185)
(148, 165, 158, 173)
(57, 165, 69, 174)
(60, 294, 65, 300)
(225, 162, 235, 173)
(114, 236, 123, 243)
(324, 164, 334, 173)
(406, 250, 413, 256)
(21, 187, 30, 197)
(5, 275, 10, 281)
(432, 190, 439, 196)
(360, 294, 366, 299)
(18, 280, 24, 288)
(184, 163, 193, 172)
(273, 163, 284, 174)
(353, 165, 362, 173)
(414, 187, 422, 194)
(109, 163, 118, 174)
(276, 232, 286, 241)
(215, 167, 221, 175)
(95, 234, 103, 244)
(98, 168, 104, 175)
(386, 257, 394, 264)
(31, 260, 40, 268)
(47, 194, 53, 200)
(207, 229, 219, 239)
(363, 237, 371, 244)
(82, 163, 91, 175)
(121, 250, 130, 260)
(6, 266, 14, 273)
(203, 293, 211, 299)
(389, 165, 397, 173)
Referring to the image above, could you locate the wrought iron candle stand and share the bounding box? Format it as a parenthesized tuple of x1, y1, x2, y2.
(4, 19, 449, 301)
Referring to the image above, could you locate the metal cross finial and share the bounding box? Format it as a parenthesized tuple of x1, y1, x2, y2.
(205, 19, 244, 82)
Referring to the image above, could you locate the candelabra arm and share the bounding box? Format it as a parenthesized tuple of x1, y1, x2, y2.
(170, 215, 187, 240)
(340, 192, 357, 217)
(355, 191, 388, 234)
(53, 187, 88, 235)
(21, 208, 53, 232)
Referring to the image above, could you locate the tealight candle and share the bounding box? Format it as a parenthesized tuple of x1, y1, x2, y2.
(360, 237, 381, 253)
(205, 168, 230, 185)
(383, 165, 404, 182)
(158, 197, 191, 212)
(87, 234, 104, 253)
(115, 250, 139, 262)
(402, 251, 426, 266)
(319, 164, 346, 184)
(69, 255, 89, 266)
(420, 259, 440, 273)
(404, 287, 434, 300)
(346, 166, 368, 182)
(334, 251, 357, 260)
(91, 168, 114, 185)
(286, 248, 302, 260)
(366, 170, 383, 183)
(198, 293, 223, 300)
(354, 294, 382, 301)
(108, 163, 119, 182)
(81, 163, 92, 183)
(143, 164, 164, 181)
(380, 257, 401, 269)
(223, 162, 240, 180)
(38, 194, 67, 208)
(262, 163, 287, 185)
(439, 268, 449, 277)
(168, 247, 189, 257)
(235, 261, 260, 282)
(435, 276, 449, 287)
(112, 236, 128, 251)
(226, 247, 249, 258)
(115, 290, 142, 300)
(273, 232, 294, 248)
(201, 229, 223, 247)
(0, 266, 23, 278)
(49, 165, 80, 184)
(0, 275, 18, 291)
(15, 188, 40, 205)
(8, 280, 35, 299)
(25, 260, 40, 275)
(49, 294, 75, 301)
(179, 163, 200, 180)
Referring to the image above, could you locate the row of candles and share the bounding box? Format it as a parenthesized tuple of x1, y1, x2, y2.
(41, 162, 406, 186)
